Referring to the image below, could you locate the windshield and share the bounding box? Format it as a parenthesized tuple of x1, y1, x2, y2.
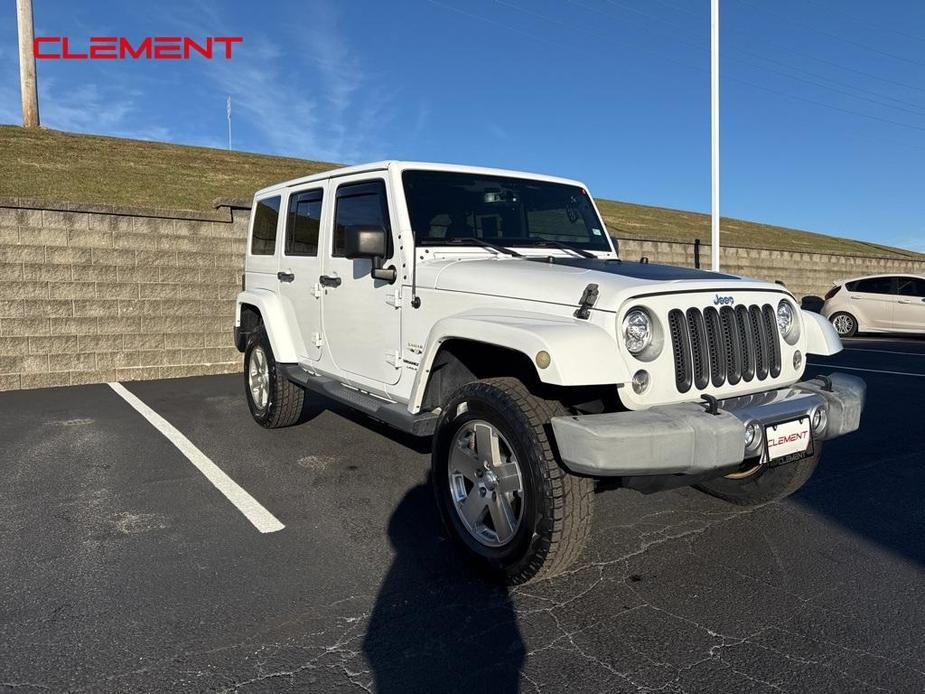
(402, 170, 613, 252)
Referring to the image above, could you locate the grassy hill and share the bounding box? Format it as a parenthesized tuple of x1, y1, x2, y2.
(1, 125, 920, 260)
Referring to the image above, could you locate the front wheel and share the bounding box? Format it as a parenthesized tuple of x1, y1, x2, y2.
(431, 377, 594, 585)
(694, 445, 822, 506)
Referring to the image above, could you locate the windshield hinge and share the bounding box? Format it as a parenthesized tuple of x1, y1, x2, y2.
(574, 283, 599, 320)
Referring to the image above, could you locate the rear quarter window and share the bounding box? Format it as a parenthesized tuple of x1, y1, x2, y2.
(251, 196, 281, 255)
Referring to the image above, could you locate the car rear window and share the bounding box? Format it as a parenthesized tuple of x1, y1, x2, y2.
(251, 196, 281, 255)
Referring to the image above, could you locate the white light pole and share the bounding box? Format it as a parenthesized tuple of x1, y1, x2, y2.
(226, 96, 232, 150)
(710, 0, 720, 270)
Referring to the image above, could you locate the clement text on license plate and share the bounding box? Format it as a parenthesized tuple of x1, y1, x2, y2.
(765, 417, 811, 461)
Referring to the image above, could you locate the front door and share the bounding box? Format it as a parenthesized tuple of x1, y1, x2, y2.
(277, 186, 326, 362)
(894, 276, 925, 332)
(321, 175, 402, 385)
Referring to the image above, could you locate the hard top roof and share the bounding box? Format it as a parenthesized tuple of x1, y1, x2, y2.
(254, 161, 588, 197)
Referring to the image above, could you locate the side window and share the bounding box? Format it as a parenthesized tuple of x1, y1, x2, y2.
(854, 277, 894, 295)
(285, 189, 323, 256)
(333, 180, 390, 258)
(251, 196, 281, 255)
(897, 277, 925, 298)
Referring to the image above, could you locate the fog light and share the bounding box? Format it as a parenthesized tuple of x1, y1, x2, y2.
(811, 407, 828, 435)
(631, 369, 650, 394)
(744, 421, 762, 452)
(535, 351, 551, 369)
(793, 350, 803, 369)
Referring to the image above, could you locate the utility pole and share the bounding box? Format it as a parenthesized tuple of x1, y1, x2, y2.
(16, 0, 40, 127)
(710, 0, 720, 271)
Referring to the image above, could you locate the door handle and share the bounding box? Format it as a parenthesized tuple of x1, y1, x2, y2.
(277, 271, 295, 283)
(898, 299, 912, 304)
(319, 274, 342, 288)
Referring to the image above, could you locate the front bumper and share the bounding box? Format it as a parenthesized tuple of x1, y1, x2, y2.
(551, 373, 865, 477)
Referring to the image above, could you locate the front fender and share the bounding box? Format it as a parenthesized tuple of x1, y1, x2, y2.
(802, 309, 843, 356)
(408, 310, 628, 413)
(236, 289, 302, 363)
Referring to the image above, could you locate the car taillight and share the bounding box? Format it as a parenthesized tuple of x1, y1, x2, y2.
(824, 285, 840, 300)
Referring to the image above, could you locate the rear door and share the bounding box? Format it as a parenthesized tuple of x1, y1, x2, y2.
(894, 276, 925, 332)
(320, 175, 402, 385)
(277, 185, 326, 361)
(847, 276, 896, 330)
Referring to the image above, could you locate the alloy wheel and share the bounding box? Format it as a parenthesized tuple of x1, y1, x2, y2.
(448, 420, 524, 548)
(832, 314, 854, 336)
(248, 346, 270, 411)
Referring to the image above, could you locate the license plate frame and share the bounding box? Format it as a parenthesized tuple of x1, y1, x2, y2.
(763, 417, 813, 466)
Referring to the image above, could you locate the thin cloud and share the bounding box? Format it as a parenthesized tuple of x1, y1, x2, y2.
(188, 0, 393, 163)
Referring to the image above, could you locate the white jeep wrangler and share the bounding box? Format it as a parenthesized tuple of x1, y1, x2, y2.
(235, 162, 865, 584)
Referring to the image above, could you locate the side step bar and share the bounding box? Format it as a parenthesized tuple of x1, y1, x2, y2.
(280, 365, 438, 437)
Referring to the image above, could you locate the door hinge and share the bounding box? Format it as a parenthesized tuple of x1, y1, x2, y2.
(311, 282, 323, 299)
(312, 332, 323, 348)
(386, 287, 402, 308)
(385, 349, 401, 368)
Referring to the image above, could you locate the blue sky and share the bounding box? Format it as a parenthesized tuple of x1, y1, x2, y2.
(1, 0, 923, 251)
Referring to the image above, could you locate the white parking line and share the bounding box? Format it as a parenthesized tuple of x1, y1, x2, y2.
(108, 382, 285, 534)
(845, 348, 925, 357)
(807, 363, 925, 378)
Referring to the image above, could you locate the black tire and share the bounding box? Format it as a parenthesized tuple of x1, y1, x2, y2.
(830, 312, 858, 337)
(431, 377, 594, 585)
(694, 444, 822, 506)
(243, 327, 304, 428)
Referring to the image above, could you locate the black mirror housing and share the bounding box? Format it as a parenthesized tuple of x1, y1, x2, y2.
(344, 226, 387, 259)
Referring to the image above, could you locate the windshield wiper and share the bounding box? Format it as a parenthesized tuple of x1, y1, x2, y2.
(531, 240, 597, 259)
(443, 237, 523, 257)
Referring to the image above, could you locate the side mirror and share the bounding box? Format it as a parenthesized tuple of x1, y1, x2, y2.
(343, 225, 397, 283)
(344, 226, 387, 259)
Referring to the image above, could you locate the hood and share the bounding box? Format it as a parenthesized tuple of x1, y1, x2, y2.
(423, 255, 778, 312)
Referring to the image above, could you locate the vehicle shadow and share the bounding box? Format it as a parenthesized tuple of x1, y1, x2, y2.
(362, 483, 526, 694)
(796, 365, 925, 566)
(294, 395, 433, 454)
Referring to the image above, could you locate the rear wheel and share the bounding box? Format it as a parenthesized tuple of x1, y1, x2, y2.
(244, 327, 304, 428)
(830, 312, 858, 337)
(431, 377, 594, 585)
(694, 445, 822, 506)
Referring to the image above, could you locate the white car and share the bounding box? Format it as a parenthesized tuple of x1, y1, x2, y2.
(235, 161, 865, 584)
(822, 273, 925, 337)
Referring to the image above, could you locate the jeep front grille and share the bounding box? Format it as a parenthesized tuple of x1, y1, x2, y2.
(668, 304, 782, 393)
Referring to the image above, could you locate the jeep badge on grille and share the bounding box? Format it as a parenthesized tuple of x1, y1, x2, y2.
(713, 294, 734, 305)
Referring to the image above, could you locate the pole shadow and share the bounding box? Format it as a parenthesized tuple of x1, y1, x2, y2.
(362, 482, 526, 694)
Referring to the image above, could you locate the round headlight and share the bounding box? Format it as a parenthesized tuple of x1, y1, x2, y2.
(623, 309, 652, 354)
(777, 300, 795, 337)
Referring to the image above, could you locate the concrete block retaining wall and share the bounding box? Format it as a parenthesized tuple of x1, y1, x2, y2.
(0, 198, 922, 391)
(0, 199, 247, 391)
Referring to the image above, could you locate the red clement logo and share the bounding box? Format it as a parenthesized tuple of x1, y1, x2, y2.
(33, 36, 243, 60)
(767, 431, 808, 448)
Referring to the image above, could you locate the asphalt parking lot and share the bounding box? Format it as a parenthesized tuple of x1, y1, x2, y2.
(1, 336, 923, 693)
